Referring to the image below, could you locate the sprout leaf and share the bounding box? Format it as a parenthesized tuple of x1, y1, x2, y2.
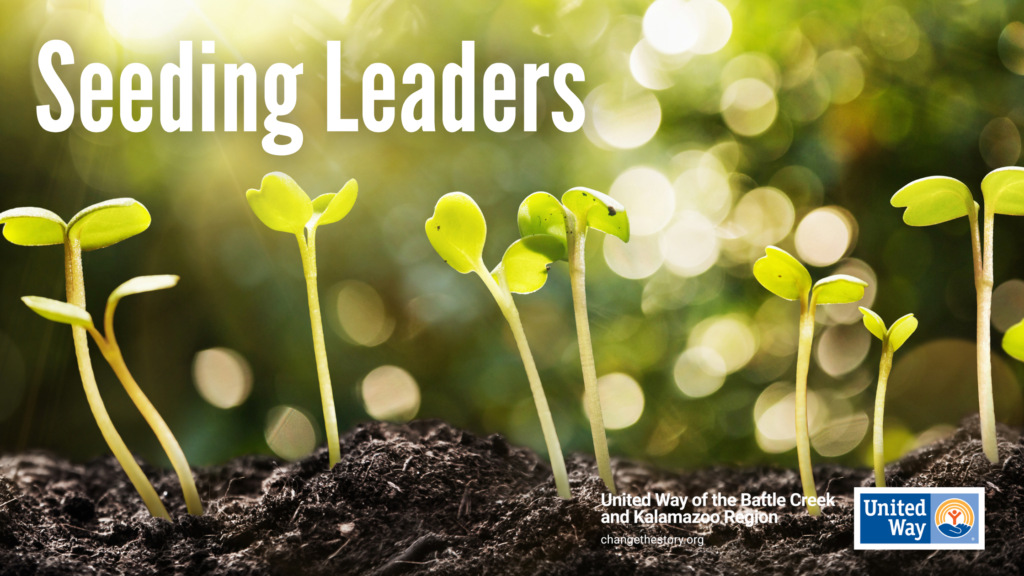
(890, 176, 975, 226)
(108, 275, 180, 308)
(859, 307, 886, 341)
(753, 246, 812, 301)
(1003, 320, 1024, 361)
(561, 187, 629, 241)
(887, 314, 918, 352)
(67, 199, 151, 251)
(813, 274, 867, 305)
(980, 166, 1024, 216)
(425, 192, 487, 274)
(22, 296, 93, 328)
(310, 179, 358, 230)
(493, 235, 565, 294)
(0, 207, 66, 246)
(246, 172, 313, 234)
(517, 192, 568, 251)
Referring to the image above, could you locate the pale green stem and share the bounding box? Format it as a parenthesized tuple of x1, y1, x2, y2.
(297, 232, 340, 468)
(978, 209, 997, 463)
(795, 293, 820, 516)
(64, 239, 169, 520)
(88, 302, 203, 515)
(566, 224, 615, 494)
(873, 347, 894, 488)
(476, 266, 571, 499)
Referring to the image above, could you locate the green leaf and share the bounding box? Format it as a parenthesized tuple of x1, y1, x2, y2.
(0, 207, 66, 246)
(108, 275, 180, 308)
(517, 192, 568, 252)
(859, 307, 886, 341)
(890, 176, 975, 226)
(752, 246, 812, 301)
(980, 167, 1024, 216)
(21, 296, 93, 328)
(561, 187, 629, 242)
(493, 235, 565, 294)
(887, 314, 918, 352)
(245, 172, 313, 235)
(310, 179, 358, 230)
(66, 199, 151, 251)
(425, 192, 487, 274)
(812, 274, 868, 305)
(1003, 320, 1024, 362)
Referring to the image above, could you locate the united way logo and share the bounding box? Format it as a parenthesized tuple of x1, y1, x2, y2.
(854, 487, 984, 550)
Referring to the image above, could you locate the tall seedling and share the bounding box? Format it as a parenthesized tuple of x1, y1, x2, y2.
(246, 172, 357, 469)
(517, 188, 629, 494)
(892, 167, 1024, 464)
(0, 201, 170, 519)
(753, 247, 866, 516)
(426, 192, 571, 498)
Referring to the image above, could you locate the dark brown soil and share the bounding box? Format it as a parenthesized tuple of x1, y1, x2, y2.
(1, 415, 1022, 575)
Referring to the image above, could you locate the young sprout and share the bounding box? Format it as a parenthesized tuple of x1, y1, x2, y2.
(753, 246, 867, 516)
(517, 188, 629, 494)
(858, 308, 918, 488)
(22, 276, 203, 515)
(892, 167, 1024, 464)
(426, 192, 571, 499)
(0, 200, 170, 519)
(246, 172, 357, 470)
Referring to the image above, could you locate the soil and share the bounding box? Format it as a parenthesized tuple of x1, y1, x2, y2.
(1, 415, 1022, 576)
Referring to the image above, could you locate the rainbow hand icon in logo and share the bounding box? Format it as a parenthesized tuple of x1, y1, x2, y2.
(935, 499, 974, 538)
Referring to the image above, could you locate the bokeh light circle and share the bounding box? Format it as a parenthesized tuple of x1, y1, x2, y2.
(610, 167, 676, 235)
(591, 373, 645, 430)
(673, 347, 727, 398)
(795, 207, 852, 267)
(361, 366, 421, 422)
(721, 79, 778, 137)
(265, 406, 317, 461)
(192, 348, 253, 409)
(604, 234, 664, 279)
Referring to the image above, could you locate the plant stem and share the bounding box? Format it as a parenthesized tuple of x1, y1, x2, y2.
(297, 233, 340, 469)
(795, 294, 820, 516)
(566, 224, 615, 494)
(978, 209, 998, 463)
(477, 267, 571, 499)
(63, 239, 169, 520)
(91, 304, 203, 515)
(873, 347, 894, 488)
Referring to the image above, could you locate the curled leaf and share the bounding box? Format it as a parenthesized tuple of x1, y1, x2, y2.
(887, 314, 918, 352)
(425, 192, 487, 274)
(108, 275, 180, 308)
(67, 199, 151, 251)
(517, 192, 568, 252)
(859, 307, 886, 341)
(310, 179, 358, 230)
(22, 296, 93, 328)
(246, 172, 313, 235)
(980, 166, 1024, 216)
(813, 274, 868, 305)
(493, 235, 565, 294)
(891, 176, 975, 226)
(753, 246, 812, 301)
(0, 207, 66, 246)
(561, 187, 629, 242)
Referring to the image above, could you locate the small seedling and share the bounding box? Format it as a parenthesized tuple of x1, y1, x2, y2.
(246, 172, 357, 469)
(858, 308, 918, 488)
(753, 246, 867, 516)
(0, 200, 170, 519)
(426, 192, 571, 499)
(892, 167, 1024, 464)
(23, 275, 203, 515)
(517, 188, 629, 494)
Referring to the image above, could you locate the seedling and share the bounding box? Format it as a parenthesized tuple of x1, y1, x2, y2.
(859, 308, 918, 488)
(1003, 320, 1024, 364)
(892, 167, 1024, 464)
(517, 188, 629, 494)
(753, 246, 867, 516)
(0, 200, 170, 519)
(22, 276, 202, 515)
(426, 192, 571, 498)
(246, 172, 357, 469)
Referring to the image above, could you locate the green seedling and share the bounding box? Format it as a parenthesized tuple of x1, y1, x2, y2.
(23, 276, 202, 515)
(246, 172, 357, 469)
(859, 308, 918, 488)
(0, 200, 170, 519)
(892, 167, 1024, 464)
(1003, 320, 1024, 364)
(426, 192, 571, 499)
(517, 188, 629, 494)
(753, 246, 867, 516)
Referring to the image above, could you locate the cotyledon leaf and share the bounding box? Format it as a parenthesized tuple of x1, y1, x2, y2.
(753, 246, 812, 301)
(859, 307, 887, 342)
(517, 192, 568, 252)
(1003, 320, 1024, 362)
(67, 199, 151, 251)
(891, 176, 975, 226)
(246, 172, 313, 235)
(887, 314, 918, 352)
(425, 192, 487, 274)
(493, 235, 566, 294)
(310, 179, 358, 230)
(22, 296, 93, 328)
(561, 187, 629, 242)
(813, 275, 868, 305)
(980, 166, 1024, 216)
(0, 207, 66, 246)
(108, 275, 180, 309)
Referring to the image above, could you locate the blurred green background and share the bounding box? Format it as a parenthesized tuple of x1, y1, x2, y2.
(2, 0, 1024, 473)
